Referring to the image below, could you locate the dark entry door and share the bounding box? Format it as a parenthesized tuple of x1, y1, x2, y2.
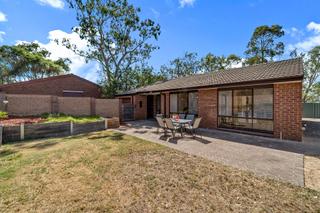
(147, 96, 154, 119)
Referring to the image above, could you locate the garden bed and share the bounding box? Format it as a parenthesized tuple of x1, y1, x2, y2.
(0, 114, 103, 127)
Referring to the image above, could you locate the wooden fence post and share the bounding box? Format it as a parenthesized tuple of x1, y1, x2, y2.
(0, 125, 3, 146)
(105, 118, 108, 129)
(20, 123, 25, 141)
(70, 121, 74, 135)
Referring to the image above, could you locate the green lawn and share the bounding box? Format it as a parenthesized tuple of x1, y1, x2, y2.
(0, 131, 319, 212)
(42, 114, 103, 124)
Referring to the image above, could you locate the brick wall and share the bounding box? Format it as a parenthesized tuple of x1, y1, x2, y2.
(274, 82, 302, 141)
(198, 88, 218, 129)
(58, 97, 91, 116)
(6, 94, 52, 116)
(165, 93, 170, 117)
(1, 94, 119, 118)
(134, 95, 147, 120)
(0, 74, 101, 98)
(95, 99, 119, 118)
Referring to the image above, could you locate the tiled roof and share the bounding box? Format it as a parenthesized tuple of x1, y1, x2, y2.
(118, 58, 303, 95)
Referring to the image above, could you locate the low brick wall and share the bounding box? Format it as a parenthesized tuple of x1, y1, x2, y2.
(1, 120, 110, 144)
(6, 94, 52, 116)
(58, 97, 92, 116)
(96, 99, 119, 118)
(0, 94, 119, 118)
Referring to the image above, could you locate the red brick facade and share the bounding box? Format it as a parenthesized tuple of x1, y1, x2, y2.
(0, 74, 101, 98)
(198, 88, 218, 129)
(274, 82, 302, 141)
(123, 81, 302, 142)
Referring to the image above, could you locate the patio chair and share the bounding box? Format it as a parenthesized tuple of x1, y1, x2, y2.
(164, 118, 182, 138)
(185, 117, 202, 138)
(156, 116, 167, 135)
(156, 114, 164, 119)
(185, 114, 195, 125)
(178, 113, 186, 119)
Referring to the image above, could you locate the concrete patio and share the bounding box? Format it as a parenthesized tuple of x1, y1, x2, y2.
(116, 120, 320, 187)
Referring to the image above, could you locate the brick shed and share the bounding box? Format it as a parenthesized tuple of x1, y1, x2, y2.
(0, 74, 101, 98)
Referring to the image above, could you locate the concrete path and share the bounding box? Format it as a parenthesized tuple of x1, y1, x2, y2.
(114, 120, 320, 187)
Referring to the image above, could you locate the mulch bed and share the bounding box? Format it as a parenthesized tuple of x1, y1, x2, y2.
(0, 117, 45, 126)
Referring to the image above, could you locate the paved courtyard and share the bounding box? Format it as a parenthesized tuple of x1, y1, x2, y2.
(116, 120, 320, 187)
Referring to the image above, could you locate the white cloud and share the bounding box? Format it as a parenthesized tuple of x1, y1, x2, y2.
(35, 0, 65, 9)
(17, 29, 99, 82)
(0, 11, 7, 22)
(285, 27, 304, 39)
(0, 31, 5, 42)
(288, 21, 320, 53)
(307, 22, 320, 33)
(179, 0, 195, 8)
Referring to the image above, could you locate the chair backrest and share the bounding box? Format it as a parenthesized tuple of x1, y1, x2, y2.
(178, 114, 186, 119)
(186, 114, 195, 122)
(193, 117, 202, 129)
(156, 117, 166, 128)
(164, 118, 175, 129)
(156, 114, 164, 119)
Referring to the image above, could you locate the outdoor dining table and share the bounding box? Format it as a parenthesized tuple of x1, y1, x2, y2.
(170, 118, 192, 137)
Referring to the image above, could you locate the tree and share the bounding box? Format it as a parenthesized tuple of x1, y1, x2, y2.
(303, 46, 320, 102)
(62, 0, 161, 97)
(201, 53, 241, 72)
(119, 65, 166, 92)
(160, 52, 200, 79)
(245, 25, 285, 65)
(0, 42, 70, 84)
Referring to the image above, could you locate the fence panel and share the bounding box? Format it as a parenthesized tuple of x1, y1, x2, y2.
(303, 103, 320, 118)
(73, 121, 105, 135)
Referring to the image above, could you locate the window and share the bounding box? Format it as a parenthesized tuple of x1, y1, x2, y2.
(218, 90, 232, 116)
(188, 92, 198, 114)
(233, 89, 252, 118)
(139, 101, 143, 108)
(253, 88, 273, 119)
(218, 87, 273, 133)
(170, 94, 177, 112)
(170, 92, 198, 114)
(178, 93, 188, 113)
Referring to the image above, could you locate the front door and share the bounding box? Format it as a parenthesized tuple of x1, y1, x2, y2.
(147, 96, 154, 119)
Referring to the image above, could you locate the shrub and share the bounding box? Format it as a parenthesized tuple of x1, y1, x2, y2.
(0, 111, 8, 119)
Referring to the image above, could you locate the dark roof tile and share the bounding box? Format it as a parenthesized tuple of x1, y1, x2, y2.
(118, 58, 304, 95)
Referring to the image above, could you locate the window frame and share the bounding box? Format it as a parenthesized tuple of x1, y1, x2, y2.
(218, 85, 274, 133)
(169, 90, 199, 115)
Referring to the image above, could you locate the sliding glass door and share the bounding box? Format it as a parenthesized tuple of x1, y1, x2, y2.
(218, 87, 273, 133)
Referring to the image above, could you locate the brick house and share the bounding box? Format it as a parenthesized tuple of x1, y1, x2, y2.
(117, 58, 304, 141)
(0, 74, 101, 98)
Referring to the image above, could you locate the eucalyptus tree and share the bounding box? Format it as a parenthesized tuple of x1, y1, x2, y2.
(62, 0, 161, 97)
(245, 25, 285, 65)
(0, 42, 70, 84)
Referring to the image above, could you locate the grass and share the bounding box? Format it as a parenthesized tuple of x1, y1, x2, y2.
(42, 113, 103, 124)
(0, 131, 319, 212)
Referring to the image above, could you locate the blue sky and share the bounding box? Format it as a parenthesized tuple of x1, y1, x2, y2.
(0, 0, 320, 82)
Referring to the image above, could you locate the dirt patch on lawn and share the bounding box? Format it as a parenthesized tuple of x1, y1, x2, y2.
(0, 117, 44, 126)
(305, 156, 320, 191)
(0, 131, 320, 212)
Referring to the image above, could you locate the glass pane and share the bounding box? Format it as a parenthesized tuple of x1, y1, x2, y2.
(219, 90, 232, 116)
(253, 88, 273, 119)
(188, 92, 198, 114)
(234, 117, 253, 129)
(178, 93, 188, 113)
(252, 119, 273, 132)
(233, 89, 252, 118)
(170, 94, 177, 113)
(218, 116, 233, 128)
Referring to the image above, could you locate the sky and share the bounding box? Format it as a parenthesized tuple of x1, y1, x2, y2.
(0, 0, 320, 83)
